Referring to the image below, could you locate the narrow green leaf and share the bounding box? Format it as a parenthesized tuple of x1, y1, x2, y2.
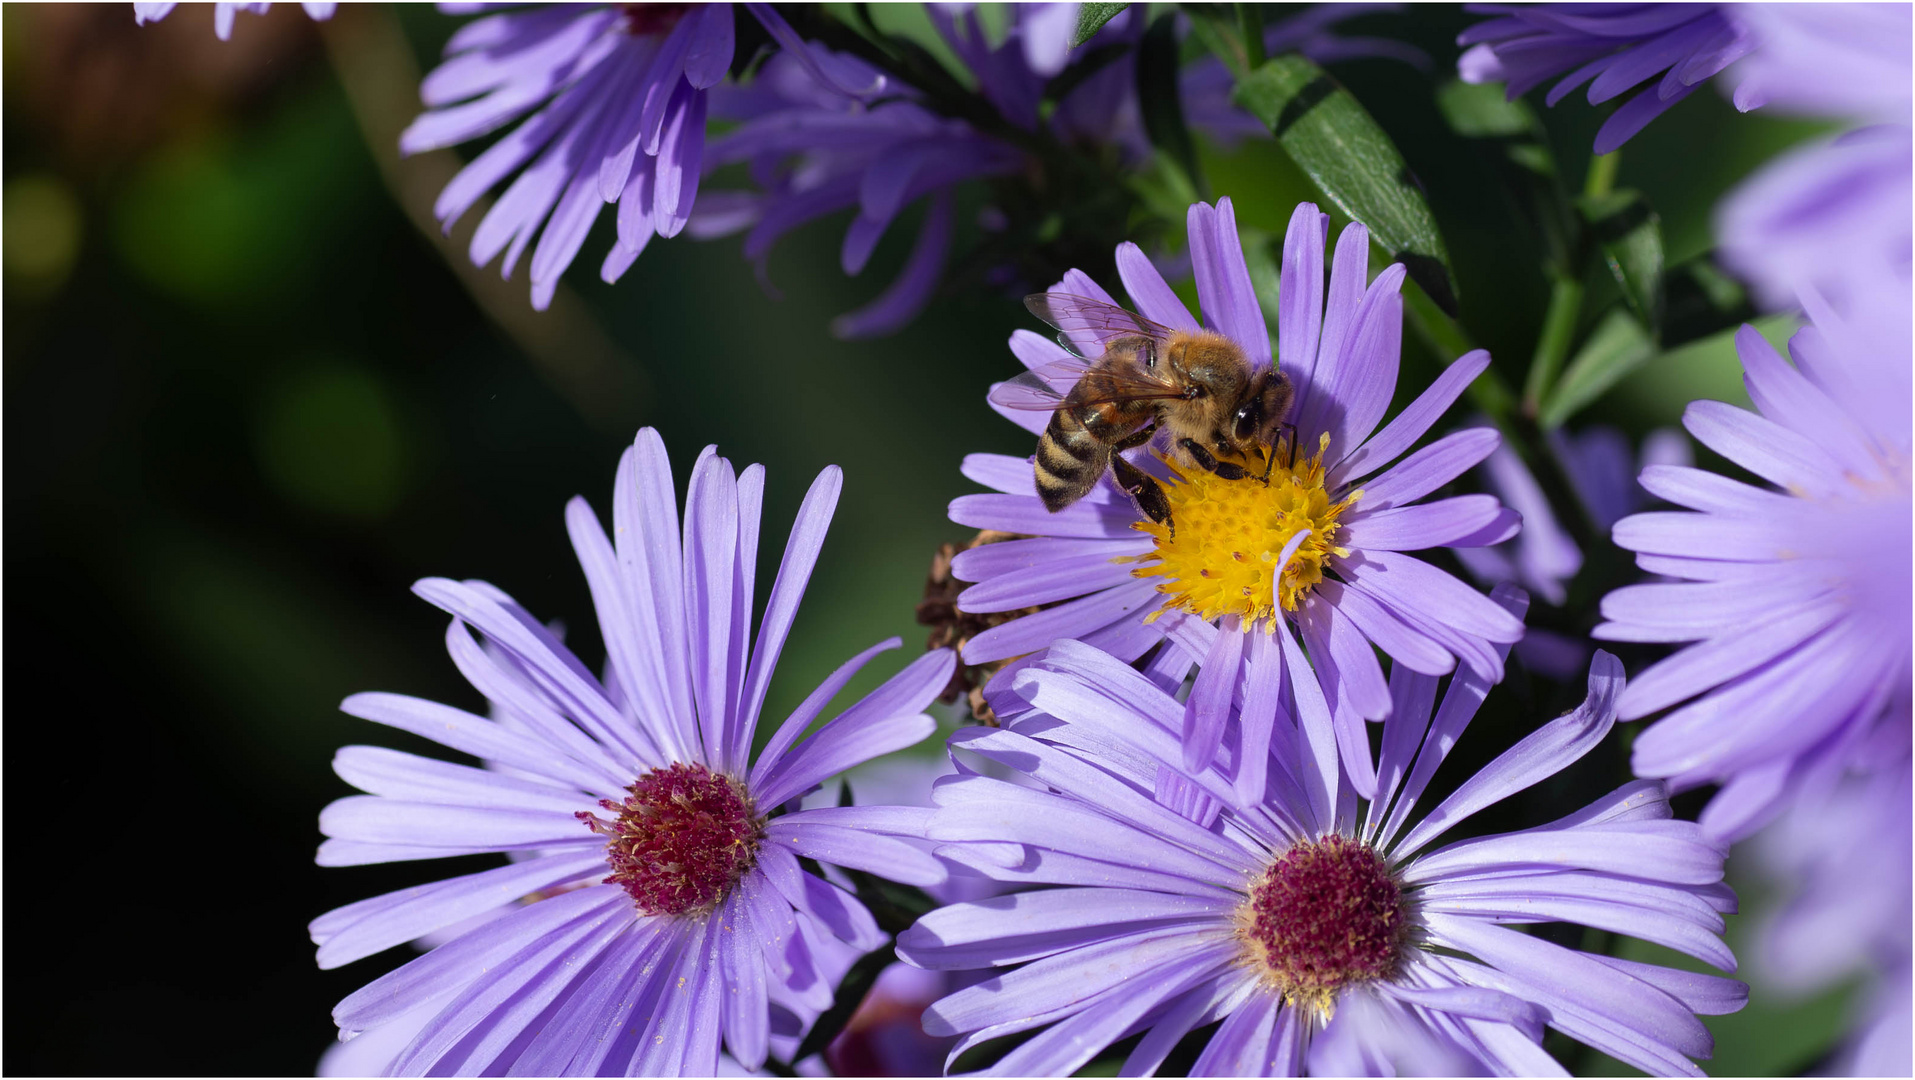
(1136, 12, 1205, 198)
(1539, 308, 1655, 428)
(1578, 189, 1664, 335)
(1072, 2, 1129, 47)
(1233, 55, 1459, 315)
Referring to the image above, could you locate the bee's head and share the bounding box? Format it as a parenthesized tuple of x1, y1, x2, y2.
(1233, 369, 1297, 446)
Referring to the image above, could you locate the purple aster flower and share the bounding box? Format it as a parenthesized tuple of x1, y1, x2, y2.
(899, 623, 1745, 1076)
(700, 5, 1424, 337)
(1715, 4, 1913, 311)
(310, 426, 957, 1074)
(953, 198, 1522, 789)
(1457, 4, 1760, 153)
(1595, 295, 1912, 844)
(132, 0, 334, 40)
(400, 3, 844, 310)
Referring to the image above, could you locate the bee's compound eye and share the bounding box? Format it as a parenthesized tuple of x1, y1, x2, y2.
(1234, 403, 1257, 440)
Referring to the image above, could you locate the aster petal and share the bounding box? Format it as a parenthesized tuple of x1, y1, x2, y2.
(339, 693, 624, 796)
(388, 900, 631, 1075)
(751, 638, 901, 787)
(1343, 494, 1511, 551)
(753, 648, 949, 807)
(1190, 988, 1283, 1076)
(506, 924, 675, 1076)
(1277, 203, 1329, 393)
(952, 535, 1141, 583)
(1189, 198, 1271, 366)
(962, 578, 1161, 663)
(311, 849, 608, 970)
(683, 448, 742, 766)
(1293, 221, 1373, 448)
(1338, 550, 1525, 645)
(1735, 325, 1878, 472)
(737, 465, 842, 747)
(333, 885, 624, 1032)
(1427, 892, 1734, 971)
(929, 757, 1253, 885)
(414, 578, 652, 768)
(1681, 398, 1844, 495)
(1589, 954, 1748, 1016)
(1426, 920, 1714, 1073)
(1235, 629, 1288, 806)
(765, 819, 946, 886)
(617, 429, 698, 757)
(1324, 264, 1408, 455)
(1356, 428, 1501, 512)
(1608, 603, 1837, 711)
(958, 549, 1141, 612)
(1634, 464, 1790, 516)
(949, 489, 1144, 539)
(321, 796, 598, 852)
(1320, 579, 1456, 677)
(1121, 975, 1261, 1077)
(1594, 78, 1699, 155)
(653, 81, 707, 239)
(1331, 350, 1491, 486)
(331, 745, 588, 816)
(1407, 820, 1726, 886)
(1184, 616, 1247, 771)
(898, 888, 1232, 971)
(1396, 652, 1622, 856)
(1608, 509, 1802, 562)
(1116, 241, 1199, 330)
(714, 891, 769, 1069)
(922, 925, 1229, 1037)
(631, 915, 723, 1076)
(440, 617, 636, 779)
(1278, 615, 1338, 831)
(681, 4, 735, 89)
(979, 950, 1235, 1077)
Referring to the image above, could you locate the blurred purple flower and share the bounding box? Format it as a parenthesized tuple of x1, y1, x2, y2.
(1715, 4, 1913, 311)
(900, 631, 1744, 1076)
(399, 3, 811, 310)
(1596, 299, 1912, 844)
(1747, 745, 1913, 1076)
(952, 198, 1521, 789)
(701, 5, 1424, 337)
(1455, 426, 1689, 677)
(133, 1, 334, 40)
(311, 427, 956, 1074)
(1457, 4, 1759, 153)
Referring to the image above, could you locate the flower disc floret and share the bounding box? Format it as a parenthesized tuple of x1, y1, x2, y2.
(1132, 435, 1355, 621)
(1241, 834, 1406, 1016)
(581, 762, 764, 917)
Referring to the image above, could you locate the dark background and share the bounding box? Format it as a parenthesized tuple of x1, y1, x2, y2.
(2, 4, 1857, 1075)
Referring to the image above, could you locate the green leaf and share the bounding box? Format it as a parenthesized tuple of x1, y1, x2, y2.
(1136, 12, 1205, 198)
(1578, 189, 1664, 335)
(1072, 2, 1128, 46)
(1539, 308, 1655, 428)
(1233, 55, 1459, 315)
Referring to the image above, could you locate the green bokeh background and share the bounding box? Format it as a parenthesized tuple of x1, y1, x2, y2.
(1, 4, 1861, 1075)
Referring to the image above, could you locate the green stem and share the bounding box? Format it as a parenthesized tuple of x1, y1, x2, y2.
(1522, 275, 1583, 416)
(1583, 150, 1620, 199)
(1237, 3, 1266, 70)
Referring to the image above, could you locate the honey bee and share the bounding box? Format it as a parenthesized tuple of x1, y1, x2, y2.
(991, 293, 1295, 534)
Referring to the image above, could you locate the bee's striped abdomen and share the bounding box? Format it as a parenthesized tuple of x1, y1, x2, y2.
(1034, 409, 1108, 511)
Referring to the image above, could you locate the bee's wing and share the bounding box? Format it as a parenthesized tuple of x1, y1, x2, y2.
(987, 364, 1078, 411)
(1025, 293, 1175, 357)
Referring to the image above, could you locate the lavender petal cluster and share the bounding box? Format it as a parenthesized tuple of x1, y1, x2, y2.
(953, 198, 1521, 790)
(1457, 3, 1759, 152)
(311, 427, 955, 1073)
(900, 620, 1744, 1075)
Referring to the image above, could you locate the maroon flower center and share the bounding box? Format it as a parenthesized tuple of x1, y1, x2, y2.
(1241, 834, 1407, 1011)
(579, 762, 764, 917)
(623, 3, 690, 37)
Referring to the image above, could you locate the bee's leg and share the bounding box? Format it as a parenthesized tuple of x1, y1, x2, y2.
(1112, 455, 1174, 537)
(1111, 426, 1155, 453)
(1178, 438, 1248, 481)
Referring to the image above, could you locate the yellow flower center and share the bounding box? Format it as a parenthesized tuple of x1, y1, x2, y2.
(1131, 434, 1357, 623)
